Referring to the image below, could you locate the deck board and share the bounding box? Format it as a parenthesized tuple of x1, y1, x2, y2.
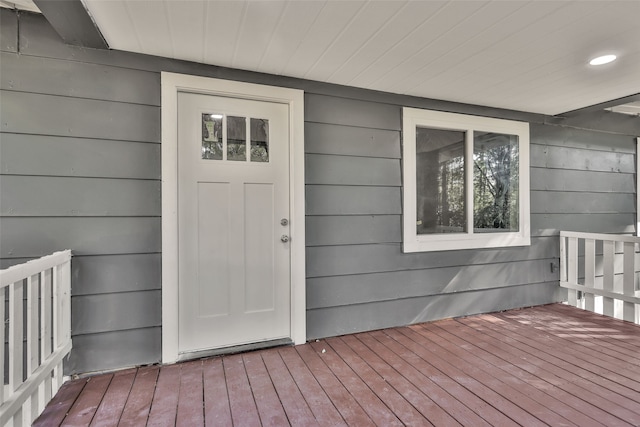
(90, 369, 136, 427)
(34, 304, 640, 426)
(146, 364, 180, 427)
(202, 357, 233, 426)
(118, 365, 159, 426)
(60, 373, 112, 426)
(33, 378, 86, 427)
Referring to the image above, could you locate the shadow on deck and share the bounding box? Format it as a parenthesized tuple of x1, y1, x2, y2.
(34, 304, 640, 426)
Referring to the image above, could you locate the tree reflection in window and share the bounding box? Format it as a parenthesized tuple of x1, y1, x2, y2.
(473, 132, 519, 232)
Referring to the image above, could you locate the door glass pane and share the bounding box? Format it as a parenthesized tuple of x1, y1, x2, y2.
(473, 131, 519, 232)
(227, 116, 246, 161)
(250, 118, 269, 162)
(416, 127, 466, 234)
(202, 113, 222, 160)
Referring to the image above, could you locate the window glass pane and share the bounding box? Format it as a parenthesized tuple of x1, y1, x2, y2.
(473, 131, 519, 232)
(250, 118, 269, 162)
(227, 116, 246, 161)
(202, 113, 222, 160)
(416, 127, 466, 234)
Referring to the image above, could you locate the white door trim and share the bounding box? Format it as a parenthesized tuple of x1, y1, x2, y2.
(161, 72, 306, 363)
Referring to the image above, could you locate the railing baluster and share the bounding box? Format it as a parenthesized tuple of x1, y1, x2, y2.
(623, 242, 635, 322)
(40, 269, 53, 406)
(559, 235, 567, 282)
(567, 237, 578, 307)
(602, 240, 615, 317)
(0, 287, 4, 406)
(27, 274, 39, 376)
(8, 281, 23, 395)
(585, 239, 596, 312)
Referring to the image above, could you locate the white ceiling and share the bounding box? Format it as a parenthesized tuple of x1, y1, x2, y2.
(11, 1, 640, 116)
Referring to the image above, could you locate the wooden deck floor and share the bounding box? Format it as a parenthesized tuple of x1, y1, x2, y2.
(34, 303, 640, 426)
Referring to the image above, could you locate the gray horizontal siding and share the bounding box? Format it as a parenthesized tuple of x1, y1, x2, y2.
(1, 91, 160, 142)
(306, 237, 558, 278)
(1, 176, 160, 216)
(530, 191, 635, 214)
(530, 143, 635, 173)
(0, 9, 17, 53)
(306, 185, 402, 215)
(307, 282, 563, 339)
(0, 52, 160, 105)
(306, 215, 401, 246)
(532, 214, 636, 237)
(0, 134, 160, 179)
(306, 93, 401, 130)
(305, 123, 400, 158)
(0, 217, 161, 258)
(530, 168, 635, 193)
(530, 123, 636, 153)
(72, 254, 161, 296)
(305, 154, 401, 186)
(72, 290, 161, 335)
(66, 327, 161, 374)
(307, 259, 558, 310)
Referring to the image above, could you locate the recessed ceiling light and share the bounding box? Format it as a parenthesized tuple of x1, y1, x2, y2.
(589, 54, 617, 66)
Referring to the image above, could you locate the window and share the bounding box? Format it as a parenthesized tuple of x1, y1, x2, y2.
(403, 108, 530, 252)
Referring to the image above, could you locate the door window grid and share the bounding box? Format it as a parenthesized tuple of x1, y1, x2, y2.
(202, 113, 269, 162)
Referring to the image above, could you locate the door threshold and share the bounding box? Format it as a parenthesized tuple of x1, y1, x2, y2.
(177, 338, 293, 362)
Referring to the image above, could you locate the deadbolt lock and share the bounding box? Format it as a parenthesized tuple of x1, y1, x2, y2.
(281, 218, 289, 226)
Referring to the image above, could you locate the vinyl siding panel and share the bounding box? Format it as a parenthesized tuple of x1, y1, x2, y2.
(305, 154, 401, 186)
(307, 282, 562, 339)
(530, 168, 635, 193)
(2, 9, 638, 375)
(1, 91, 160, 142)
(529, 144, 635, 173)
(307, 259, 558, 310)
(1, 176, 160, 216)
(72, 291, 161, 335)
(0, 217, 161, 258)
(0, 9, 17, 53)
(66, 328, 161, 374)
(0, 134, 160, 179)
(0, 52, 160, 105)
(306, 237, 558, 278)
(305, 122, 401, 158)
(306, 185, 402, 215)
(306, 215, 401, 246)
(71, 254, 161, 296)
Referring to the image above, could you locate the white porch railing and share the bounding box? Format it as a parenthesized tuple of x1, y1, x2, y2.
(0, 250, 72, 427)
(560, 231, 640, 323)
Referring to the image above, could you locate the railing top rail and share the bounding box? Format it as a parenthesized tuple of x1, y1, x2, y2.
(560, 231, 640, 244)
(0, 250, 72, 288)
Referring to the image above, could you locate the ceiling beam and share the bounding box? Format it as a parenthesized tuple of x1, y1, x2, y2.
(33, 0, 107, 49)
(557, 93, 640, 117)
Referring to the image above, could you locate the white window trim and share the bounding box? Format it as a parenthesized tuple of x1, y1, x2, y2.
(161, 72, 306, 363)
(402, 107, 530, 252)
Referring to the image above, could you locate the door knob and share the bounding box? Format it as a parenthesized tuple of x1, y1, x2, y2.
(281, 235, 289, 243)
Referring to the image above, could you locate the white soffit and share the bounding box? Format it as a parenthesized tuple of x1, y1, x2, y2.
(81, 0, 640, 116)
(0, 0, 39, 13)
(607, 101, 640, 116)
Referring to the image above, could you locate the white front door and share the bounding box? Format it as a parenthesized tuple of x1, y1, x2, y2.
(177, 92, 291, 355)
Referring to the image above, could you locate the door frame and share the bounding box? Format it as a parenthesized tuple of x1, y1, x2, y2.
(160, 72, 306, 363)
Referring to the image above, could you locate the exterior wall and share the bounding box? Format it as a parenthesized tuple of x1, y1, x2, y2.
(1, 10, 639, 374)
